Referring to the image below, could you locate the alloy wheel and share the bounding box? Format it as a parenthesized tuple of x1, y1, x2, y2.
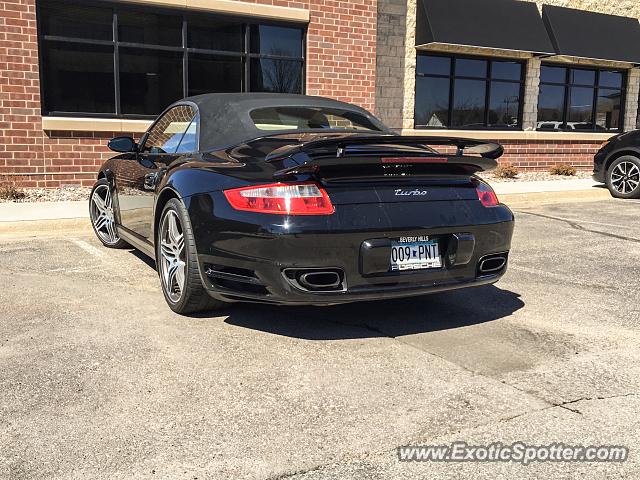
(159, 210, 186, 303)
(610, 161, 640, 195)
(90, 184, 119, 244)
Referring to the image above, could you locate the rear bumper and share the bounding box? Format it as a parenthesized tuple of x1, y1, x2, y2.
(200, 265, 507, 305)
(186, 192, 514, 306)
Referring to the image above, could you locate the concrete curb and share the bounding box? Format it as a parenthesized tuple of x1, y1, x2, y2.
(0, 218, 92, 236)
(501, 188, 611, 207)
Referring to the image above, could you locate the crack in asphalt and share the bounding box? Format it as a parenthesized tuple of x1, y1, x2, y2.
(261, 393, 640, 480)
(550, 392, 640, 415)
(516, 211, 640, 244)
(265, 464, 325, 480)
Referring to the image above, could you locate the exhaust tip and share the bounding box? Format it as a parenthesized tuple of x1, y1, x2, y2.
(283, 268, 346, 293)
(299, 271, 341, 290)
(477, 253, 508, 276)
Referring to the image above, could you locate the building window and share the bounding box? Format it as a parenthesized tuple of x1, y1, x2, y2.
(537, 65, 625, 132)
(415, 54, 524, 130)
(37, 0, 305, 118)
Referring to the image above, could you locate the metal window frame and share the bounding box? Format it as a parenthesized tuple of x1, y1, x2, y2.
(414, 52, 526, 131)
(36, 0, 306, 119)
(538, 63, 626, 132)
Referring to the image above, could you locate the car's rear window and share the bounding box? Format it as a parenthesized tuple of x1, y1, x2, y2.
(250, 106, 381, 132)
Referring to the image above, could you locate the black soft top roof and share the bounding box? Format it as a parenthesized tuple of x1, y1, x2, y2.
(167, 93, 390, 152)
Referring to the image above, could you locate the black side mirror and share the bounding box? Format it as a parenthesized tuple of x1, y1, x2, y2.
(108, 136, 137, 153)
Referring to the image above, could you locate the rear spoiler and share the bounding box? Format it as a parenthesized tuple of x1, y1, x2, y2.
(266, 135, 504, 179)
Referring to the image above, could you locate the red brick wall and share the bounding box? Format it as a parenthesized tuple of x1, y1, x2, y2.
(499, 140, 601, 171)
(0, 0, 377, 188)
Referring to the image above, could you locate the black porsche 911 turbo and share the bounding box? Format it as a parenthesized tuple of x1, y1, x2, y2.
(593, 129, 640, 199)
(89, 93, 514, 314)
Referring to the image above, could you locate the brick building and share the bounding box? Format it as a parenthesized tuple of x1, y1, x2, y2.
(2, 0, 640, 187)
(377, 0, 640, 171)
(0, 0, 377, 188)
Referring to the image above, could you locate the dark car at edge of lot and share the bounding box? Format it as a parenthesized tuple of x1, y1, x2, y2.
(593, 130, 640, 199)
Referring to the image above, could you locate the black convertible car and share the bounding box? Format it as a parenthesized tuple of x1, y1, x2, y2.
(593, 130, 640, 199)
(90, 93, 514, 314)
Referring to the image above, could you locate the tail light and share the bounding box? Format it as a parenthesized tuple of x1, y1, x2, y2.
(224, 182, 334, 215)
(476, 182, 499, 207)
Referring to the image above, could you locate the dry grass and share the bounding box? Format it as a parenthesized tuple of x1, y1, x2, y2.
(0, 178, 27, 201)
(493, 163, 520, 179)
(549, 164, 577, 176)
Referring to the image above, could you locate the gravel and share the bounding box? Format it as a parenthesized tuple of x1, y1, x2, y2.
(478, 170, 593, 183)
(0, 186, 92, 203)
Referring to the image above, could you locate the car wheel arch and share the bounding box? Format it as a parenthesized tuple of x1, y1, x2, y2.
(605, 150, 640, 173)
(153, 187, 183, 251)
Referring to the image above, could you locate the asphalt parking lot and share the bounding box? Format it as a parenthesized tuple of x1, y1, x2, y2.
(1, 198, 639, 479)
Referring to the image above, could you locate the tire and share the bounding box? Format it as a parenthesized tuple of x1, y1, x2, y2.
(89, 179, 129, 248)
(606, 156, 640, 199)
(156, 198, 226, 314)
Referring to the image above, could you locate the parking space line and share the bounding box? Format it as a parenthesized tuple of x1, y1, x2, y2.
(69, 239, 105, 258)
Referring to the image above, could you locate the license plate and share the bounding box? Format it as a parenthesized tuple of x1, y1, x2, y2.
(390, 236, 441, 271)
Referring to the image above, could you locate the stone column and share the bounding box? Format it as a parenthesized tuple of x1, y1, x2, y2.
(623, 68, 640, 132)
(401, 0, 418, 131)
(375, 0, 410, 131)
(521, 57, 541, 131)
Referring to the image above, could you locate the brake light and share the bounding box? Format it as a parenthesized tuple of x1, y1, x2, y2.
(381, 157, 449, 164)
(476, 182, 499, 207)
(224, 182, 334, 215)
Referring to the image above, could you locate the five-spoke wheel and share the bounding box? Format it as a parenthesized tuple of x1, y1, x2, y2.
(158, 210, 186, 304)
(89, 179, 127, 248)
(156, 198, 224, 314)
(606, 156, 640, 199)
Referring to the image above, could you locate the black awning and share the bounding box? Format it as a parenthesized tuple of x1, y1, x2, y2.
(542, 5, 640, 63)
(416, 0, 554, 55)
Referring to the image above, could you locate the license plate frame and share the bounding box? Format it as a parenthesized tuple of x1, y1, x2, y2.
(390, 236, 442, 272)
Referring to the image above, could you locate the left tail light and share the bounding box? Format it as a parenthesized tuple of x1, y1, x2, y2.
(223, 182, 335, 215)
(476, 182, 499, 207)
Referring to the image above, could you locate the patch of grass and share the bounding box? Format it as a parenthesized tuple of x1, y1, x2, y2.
(494, 163, 519, 179)
(549, 164, 577, 176)
(0, 178, 27, 201)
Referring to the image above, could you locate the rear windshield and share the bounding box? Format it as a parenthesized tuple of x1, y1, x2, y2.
(250, 106, 382, 132)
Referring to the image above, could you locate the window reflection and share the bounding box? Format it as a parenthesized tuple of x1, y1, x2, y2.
(188, 54, 243, 96)
(537, 65, 625, 131)
(568, 86, 594, 124)
(455, 59, 487, 78)
(537, 85, 565, 124)
(250, 25, 303, 58)
(596, 89, 622, 131)
(414, 54, 523, 130)
(38, 0, 305, 117)
(416, 56, 451, 76)
(489, 82, 520, 127)
(119, 48, 183, 116)
(491, 62, 522, 81)
(250, 59, 303, 94)
(415, 77, 449, 127)
(42, 42, 115, 114)
(118, 9, 182, 46)
(187, 17, 243, 51)
(40, 1, 113, 40)
(452, 79, 486, 128)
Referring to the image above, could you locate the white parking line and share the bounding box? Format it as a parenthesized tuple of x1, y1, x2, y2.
(69, 239, 105, 258)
